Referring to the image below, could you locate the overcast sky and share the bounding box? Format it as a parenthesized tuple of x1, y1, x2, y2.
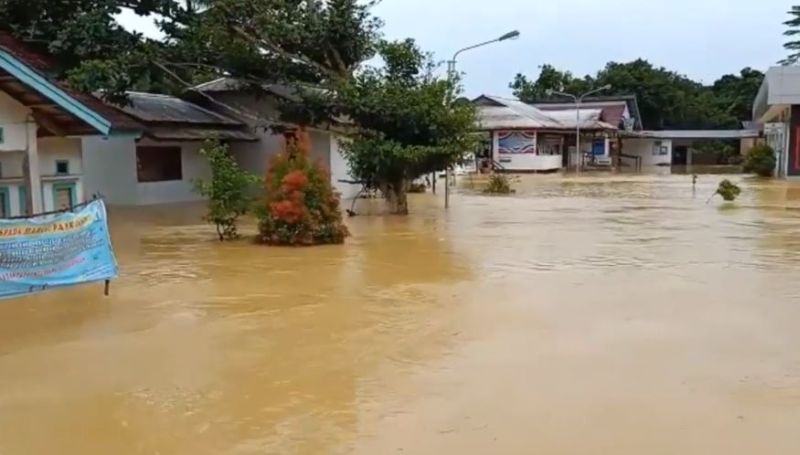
(118, 0, 790, 97)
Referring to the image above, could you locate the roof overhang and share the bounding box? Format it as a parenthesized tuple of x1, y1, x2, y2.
(0, 49, 111, 135)
(621, 130, 760, 140)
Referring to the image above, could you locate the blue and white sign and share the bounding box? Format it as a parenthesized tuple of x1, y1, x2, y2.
(0, 200, 118, 300)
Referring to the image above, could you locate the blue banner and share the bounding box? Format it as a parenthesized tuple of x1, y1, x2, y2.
(0, 200, 118, 300)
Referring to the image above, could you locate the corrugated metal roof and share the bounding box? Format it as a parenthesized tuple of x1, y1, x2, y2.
(146, 127, 258, 141)
(475, 95, 617, 131)
(123, 92, 242, 125)
(622, 130, 760, 139)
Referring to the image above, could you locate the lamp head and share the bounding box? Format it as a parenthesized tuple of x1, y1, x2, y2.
(498, 30, 521, 41)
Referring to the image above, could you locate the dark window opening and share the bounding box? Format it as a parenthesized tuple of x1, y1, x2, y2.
(136, 146, 183, 182)
(55, 160, 69, 175)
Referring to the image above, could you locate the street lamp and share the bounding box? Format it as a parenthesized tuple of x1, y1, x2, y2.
(445, 30, 520, 208)
(546, 84, 612, 173)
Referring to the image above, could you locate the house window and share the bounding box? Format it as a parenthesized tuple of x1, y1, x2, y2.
(652, 141, 668, 156)
(0, 127, 4, 144)
(0, 162, 3, 179)
(55, 160, 70, 175)
(136, 146, 183, 182)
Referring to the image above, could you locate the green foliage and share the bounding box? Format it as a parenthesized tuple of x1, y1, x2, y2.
(193, 140, 259, 241)
(715, 180, 742, 202)
(483, 174, 513, 195)
(782, 6, 800, 65)
(510, 60, 763, 130)
(337, 39, 477, 214)
(743, 144, 777, 177)
(257, 142, 349, 246)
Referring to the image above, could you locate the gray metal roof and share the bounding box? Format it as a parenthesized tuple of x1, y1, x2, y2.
(122, 92, 242, 125)
(146, 127, 258, 142)
(622, 130, 760, 140)
(753, 66, 800, 122)
(475, 95, 617, 131)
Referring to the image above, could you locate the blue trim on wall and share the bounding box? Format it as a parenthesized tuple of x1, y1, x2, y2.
(17, 185, 26, 216)
(0, 50, 112, 135)
(51, 182, 77, 209)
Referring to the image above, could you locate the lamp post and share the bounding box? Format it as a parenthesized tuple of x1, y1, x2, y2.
(547, 85, 611, 173)
(445, 30, 520, 208)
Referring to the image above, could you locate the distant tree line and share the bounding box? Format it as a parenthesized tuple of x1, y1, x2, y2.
(509, 61, 764, 130)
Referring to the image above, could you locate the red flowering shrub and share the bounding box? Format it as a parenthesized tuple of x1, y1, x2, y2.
(257, 136, 349, 246)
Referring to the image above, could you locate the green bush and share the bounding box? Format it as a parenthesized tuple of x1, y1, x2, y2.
(194, 140, 259, 241)
(257, 139, 349, 246)
(743, 144, 776, 177)
(483, 174, 513, 194)
(716, 179, 741, 202)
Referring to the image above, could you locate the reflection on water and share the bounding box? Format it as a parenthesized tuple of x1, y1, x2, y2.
(2, 174, 800, 454)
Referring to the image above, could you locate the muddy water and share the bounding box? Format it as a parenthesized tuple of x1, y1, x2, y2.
(1, 174, 800, 454)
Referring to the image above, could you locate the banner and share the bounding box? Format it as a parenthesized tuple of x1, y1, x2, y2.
(0, 199, 118, 300)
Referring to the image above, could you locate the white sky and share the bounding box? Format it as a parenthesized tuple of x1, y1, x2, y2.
(117, 0, 790, 97)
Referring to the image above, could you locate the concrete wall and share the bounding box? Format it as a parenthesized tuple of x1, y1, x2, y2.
(204, 91, 357, 198)
(622, 138, 673, 166)
(330, 136, 360, 201)
(135, 139, 209, 205)
(493, 131, 562, 171)
(82, 135, 139, 205)
(0, 91, 31, 152)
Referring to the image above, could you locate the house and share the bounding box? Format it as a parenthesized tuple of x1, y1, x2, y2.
(473, 95, 639, 172)
(752, 66, 800, 178)
(0, 32, 359, 217)
(82, 92, 256, 206)
(0, 32, 142, 216)
(475, 94, 761, 173)
(191, 78, 361, 201)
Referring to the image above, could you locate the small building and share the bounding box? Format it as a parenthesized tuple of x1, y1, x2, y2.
(0, 32, 359, 216)
(473, 95, 620, 172)
(753, 66, 800, 178)
(191, 78, 360, 201)
(0, 32, 141, 216)
(82, 92, 256, 206)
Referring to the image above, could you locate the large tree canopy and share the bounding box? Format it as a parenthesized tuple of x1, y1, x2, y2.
(510, 60, 764, 130)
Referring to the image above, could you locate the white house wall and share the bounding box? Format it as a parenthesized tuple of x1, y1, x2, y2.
(330, 136, 360, 201)
(0, 91, 31, 152)
(623, 138, 673, 166)
(135, 139, 209, 205)
(204, 91, 358, 201)
(493, 131, 562, 171)
(82, 135, 139, 205)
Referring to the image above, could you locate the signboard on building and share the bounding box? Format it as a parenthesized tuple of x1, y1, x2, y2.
(497, 131, 536, 154)
(0, 199, 117, 300)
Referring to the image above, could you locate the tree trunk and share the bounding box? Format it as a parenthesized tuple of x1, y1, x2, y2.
(382, 180, 409, 215)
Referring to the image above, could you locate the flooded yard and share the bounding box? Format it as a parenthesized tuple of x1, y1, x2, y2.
(1, 173, 800, 454)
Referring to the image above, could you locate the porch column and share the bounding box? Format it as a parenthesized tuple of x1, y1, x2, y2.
(25, 120, 43, 214)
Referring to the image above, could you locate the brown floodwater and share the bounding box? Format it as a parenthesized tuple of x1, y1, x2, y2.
(1, 173, 800, 454)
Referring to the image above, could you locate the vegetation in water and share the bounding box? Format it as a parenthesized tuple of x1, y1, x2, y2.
(483, 174, 514, 195)
(257, 133, 349, 246)
(407, 182, 427, 194)
(743, 144, 777, 177)
(194, 140, 259, 241)
(714, 180, 742, 202)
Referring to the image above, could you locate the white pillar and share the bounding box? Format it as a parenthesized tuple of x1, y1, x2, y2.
(26, 121, 43, 214)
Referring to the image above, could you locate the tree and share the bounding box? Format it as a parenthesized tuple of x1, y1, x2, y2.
(782, 6, 800, 65)
(336, 39, 477, 215)
(193, 140, 259, 241)
(257, 132, 349, 245)
(510, 60, 762, 130)
(510, 64, 592, 102)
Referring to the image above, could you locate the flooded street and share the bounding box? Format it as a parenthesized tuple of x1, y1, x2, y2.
(1, 173, 800, 454)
